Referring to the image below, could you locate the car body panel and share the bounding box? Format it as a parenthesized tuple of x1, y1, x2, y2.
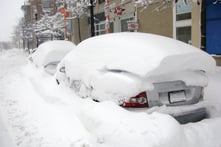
(44, 61, 60, 75)
(147, 80, 203, 107)
(173, 107, 207, 124)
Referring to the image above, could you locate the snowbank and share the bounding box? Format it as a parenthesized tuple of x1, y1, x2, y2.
(204, 67, 221, 117)
(79, 101, 187, 147)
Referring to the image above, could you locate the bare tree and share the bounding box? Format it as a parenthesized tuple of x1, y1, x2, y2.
(12, 18, 25, 49)
(57, 0, 97, 39)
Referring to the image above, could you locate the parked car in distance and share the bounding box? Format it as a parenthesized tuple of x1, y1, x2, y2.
(56, 32, 216, 123)
(29, 40, 76, 75)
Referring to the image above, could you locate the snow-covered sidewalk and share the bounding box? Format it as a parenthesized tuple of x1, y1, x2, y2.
(0, 49, 221, 147)
(0, 111, 16, 147)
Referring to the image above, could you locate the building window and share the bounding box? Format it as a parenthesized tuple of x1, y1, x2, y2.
(176, 26, 191, 44)
(98, 0, 105, 4)
(95, 22, 106, 35)
(41, 0, 54, 15)
(95, 21, 113, 35)
(94, 12, 114, 36)
(176, 0, 192, 20)
(176, 13, 191, 21)
(175, 1, 192, 44)
(121, 17, 135, 32)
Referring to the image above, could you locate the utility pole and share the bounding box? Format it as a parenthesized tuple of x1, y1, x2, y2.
(35, 13, 39, 47)
(89, 0, 95, 37)
(201, 0, 206, 51)
(105, 0, 111, 33)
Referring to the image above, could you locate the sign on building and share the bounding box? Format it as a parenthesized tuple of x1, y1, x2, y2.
(127, 21, 139, 31)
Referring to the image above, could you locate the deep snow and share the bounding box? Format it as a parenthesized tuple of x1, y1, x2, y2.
(0, 48, 221, 147)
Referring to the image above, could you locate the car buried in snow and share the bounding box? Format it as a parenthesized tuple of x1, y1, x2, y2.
(29, 40, 76, 75)
(55, 32, 216, 123)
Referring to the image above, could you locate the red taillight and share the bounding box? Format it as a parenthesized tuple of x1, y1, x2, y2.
(121, 92, 148, 108)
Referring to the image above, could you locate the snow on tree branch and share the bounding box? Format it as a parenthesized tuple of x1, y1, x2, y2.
(134, 0, 201, 5)
(57, 0, 96, 18)
(33, 13, 65, 39)
(133, 0, 201, 11)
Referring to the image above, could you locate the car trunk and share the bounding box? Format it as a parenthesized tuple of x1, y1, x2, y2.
(147, 80, 204, 107)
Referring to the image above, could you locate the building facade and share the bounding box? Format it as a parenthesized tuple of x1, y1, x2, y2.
(73, 0, 220, 64)
(21, 0, 57, 50)
(21, 0, 221, 64)
(74, 0, 200, 46)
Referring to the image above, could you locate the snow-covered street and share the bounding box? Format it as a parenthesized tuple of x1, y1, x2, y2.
(1, 48, 221, 147)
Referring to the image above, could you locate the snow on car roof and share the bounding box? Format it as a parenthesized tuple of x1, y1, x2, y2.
(64, 32, 215, 78)
(31, 40, 76, 67)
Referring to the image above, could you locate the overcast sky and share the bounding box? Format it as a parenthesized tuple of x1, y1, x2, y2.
(0, 0, 24, 42)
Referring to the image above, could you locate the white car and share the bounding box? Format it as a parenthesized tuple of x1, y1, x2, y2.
(56, 32, 216, 123)
(29, 40, 76, 75)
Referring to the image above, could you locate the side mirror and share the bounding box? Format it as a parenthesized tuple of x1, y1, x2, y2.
(43, 61, 60, 75)
(29, 57, 33, 62)
(59, 66, 66, 73)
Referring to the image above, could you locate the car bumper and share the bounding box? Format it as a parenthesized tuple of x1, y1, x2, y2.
(172, 107, 207, 124)
(153, 102, 208, 124)
(127, 101, 207, 124)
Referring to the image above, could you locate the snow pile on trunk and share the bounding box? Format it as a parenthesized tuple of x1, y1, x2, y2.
(147, 70, 208, 87)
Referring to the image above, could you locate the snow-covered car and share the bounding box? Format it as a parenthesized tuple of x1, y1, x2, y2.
(56, 32, 216, 123)
(29, 40, 76, 75)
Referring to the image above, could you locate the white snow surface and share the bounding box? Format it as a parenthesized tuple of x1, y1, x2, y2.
(30, 40, 75, 67)
(0, 49, 221, 147)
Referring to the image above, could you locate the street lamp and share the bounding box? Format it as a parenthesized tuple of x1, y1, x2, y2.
(89, 0, 95, 37)
(34, 13, 39, 47)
